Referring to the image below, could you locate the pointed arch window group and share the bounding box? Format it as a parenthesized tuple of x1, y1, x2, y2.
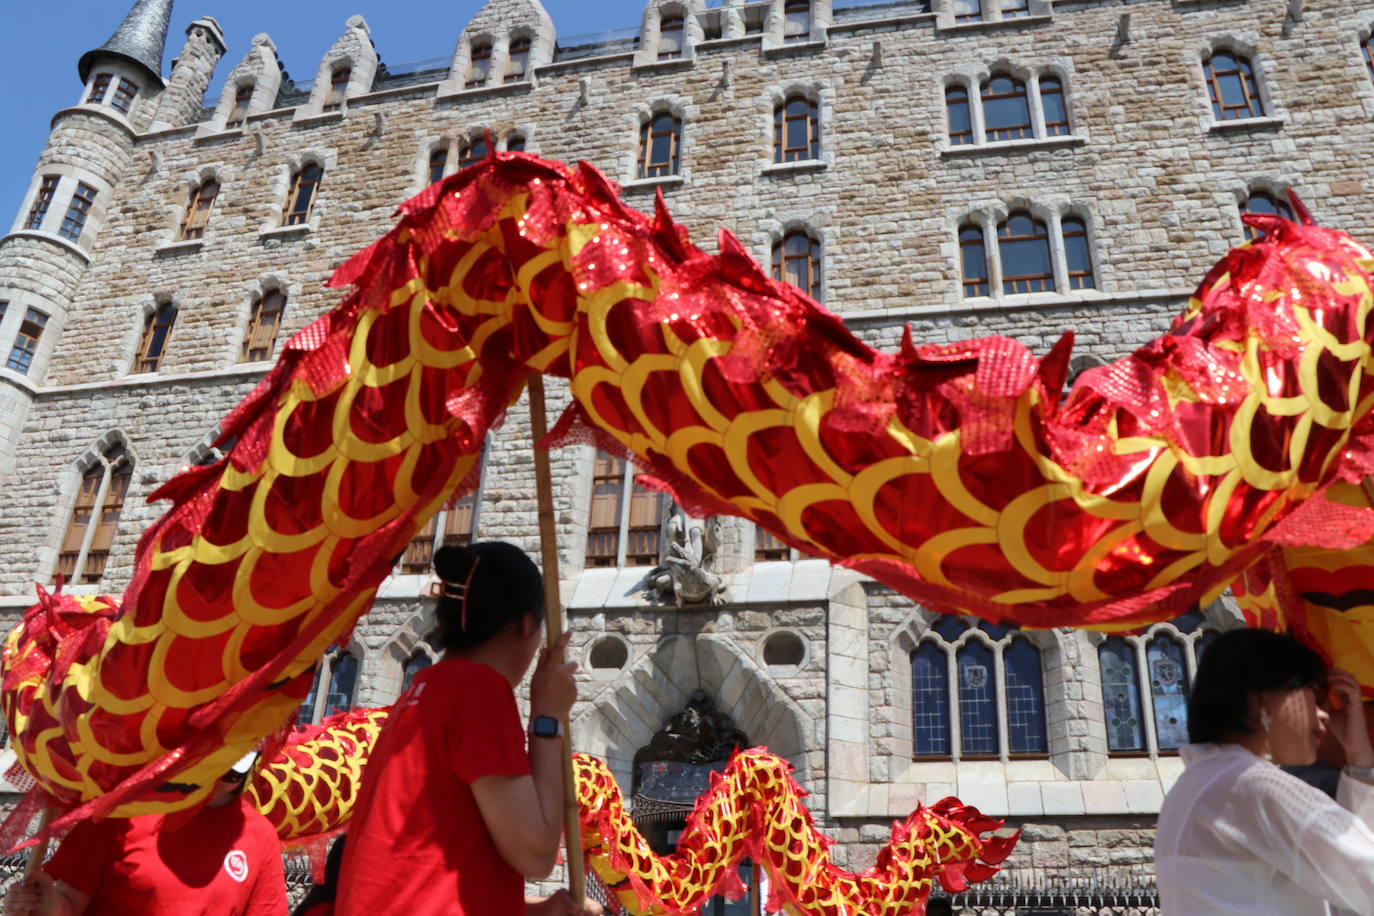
(910, 617, 1048, 760)
(1098, 612, 1218, 755)
(959, 209, 1095, 298)
(945, 69, 1072, 147)
(55, 441, 132, 586)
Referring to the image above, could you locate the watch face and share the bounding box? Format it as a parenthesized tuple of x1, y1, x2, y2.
(533, 716, 559, 737)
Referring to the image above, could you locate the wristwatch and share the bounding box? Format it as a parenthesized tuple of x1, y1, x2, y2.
(529, 715, 563, 739)
(1346, 764, 1374, 784)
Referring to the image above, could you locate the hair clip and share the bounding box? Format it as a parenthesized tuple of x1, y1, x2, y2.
(439, 556, 481, 631)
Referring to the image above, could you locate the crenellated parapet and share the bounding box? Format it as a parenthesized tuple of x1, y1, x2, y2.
(203, 34, 285, 136)
(440, 0, 556, 95)
(295, 15, 380, 121)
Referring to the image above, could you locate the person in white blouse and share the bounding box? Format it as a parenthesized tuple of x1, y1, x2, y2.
(1155, 628, 1374, 915)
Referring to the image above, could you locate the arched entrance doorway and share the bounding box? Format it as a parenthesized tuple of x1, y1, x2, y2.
(629, 691, 762, 915)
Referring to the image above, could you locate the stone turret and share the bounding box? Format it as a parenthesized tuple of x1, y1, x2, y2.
(0, 0, 166, 475)
(151, 17, 227, 131)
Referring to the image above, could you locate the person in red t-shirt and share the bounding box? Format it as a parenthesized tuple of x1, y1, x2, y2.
(3, 751, 288, 916)
(335, 541, 601, 916)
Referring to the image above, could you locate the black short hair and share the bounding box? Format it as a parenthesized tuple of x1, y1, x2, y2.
(1187, 628, 1327, 744)
(432, 541, 543, 651)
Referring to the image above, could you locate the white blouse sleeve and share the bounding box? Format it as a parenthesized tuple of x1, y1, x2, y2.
(1243, 767, 1374, 914)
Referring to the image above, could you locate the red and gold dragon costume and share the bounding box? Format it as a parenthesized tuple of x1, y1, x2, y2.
(4, 150, 1374, 838)
(245, 707, 1013, 916)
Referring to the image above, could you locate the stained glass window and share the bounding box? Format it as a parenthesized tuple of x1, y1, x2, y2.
(957, 641, 998, 757)
(1099, 637, 1145, 752)
(911, 642, 951, 757)
(1005, 638, 1047, 755)
(1148, 634, 1190, 750)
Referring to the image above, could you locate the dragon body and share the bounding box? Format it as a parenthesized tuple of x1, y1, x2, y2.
(4, 151, 1373, 826)
(244, 707, 1012, 916)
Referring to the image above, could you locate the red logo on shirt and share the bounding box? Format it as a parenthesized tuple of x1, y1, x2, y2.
(223, 850, 249, 883)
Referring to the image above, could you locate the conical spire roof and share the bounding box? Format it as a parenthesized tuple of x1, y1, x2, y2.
(78, 0, 174, 88)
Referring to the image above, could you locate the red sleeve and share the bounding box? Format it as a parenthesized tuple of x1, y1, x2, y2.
(443, 664, 530, 784)
(243, 815, 288, 916)
(44, 819, 120, 896)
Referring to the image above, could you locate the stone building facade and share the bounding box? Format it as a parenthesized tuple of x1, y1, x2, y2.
(2, 0, 1372, 910)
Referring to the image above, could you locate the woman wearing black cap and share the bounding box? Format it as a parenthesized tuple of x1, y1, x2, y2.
(335, 542, 599, 916)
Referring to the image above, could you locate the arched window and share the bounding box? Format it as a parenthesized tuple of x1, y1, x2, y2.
(959, 224, 989, 298)
(1204, 50, 1264, 120)
(466, 42, 492, 89)
(136, 302, 177, 373)
(1040, 76, 1068, 135)
(505, 36, 531, 83)
(956, 640, 998, 757)
(981, 74, 1032, 141)
(6, 307, 48, 374)
(296, 650, 360, 725)
(402, 649, 433, 693)
(1004, 638, 1047, 755)
(954, 0, 982, 22)
(659, 14, 684, 59)
(946, 85, 973, 145)
(459, 137, 488, 170)
(585, 451, 664, 567)
(111, 78, 139, 115)
(997, 212, 1052, 294)
(59, 183, 98, 243)
(784, 0, 811, 42)
(911, 642, 951, 758)
(178, 179, 219, 241)
(88, 73, 112, 104)
(1240, 190, 1293, 241)
(505, 133, 526, 152)
(242, 289, 286, 362)
(428, 148, 448, 185)
(1062, 216, 1095, 289)
(638, 111, 682, 178)
(323, 65, 351, 112)
(1099, 637, 1145, 752)
(227, 82, 253, 127)
(1147, 633, 1189, 751)
(1364, 36, 1374, 85)
(774, 95, 820, 162)
(284, 163, 323, 226)
(25, 176, 58, 231)
(771, 229, 822, 301)
(55, 441, 132, 585)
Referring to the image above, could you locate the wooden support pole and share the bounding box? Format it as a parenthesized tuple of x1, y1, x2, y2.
(527, 375, 587, 906)
(749, 860, 761, 914)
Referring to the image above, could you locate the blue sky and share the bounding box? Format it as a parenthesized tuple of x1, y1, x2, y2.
(0, 1, 653, 223)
